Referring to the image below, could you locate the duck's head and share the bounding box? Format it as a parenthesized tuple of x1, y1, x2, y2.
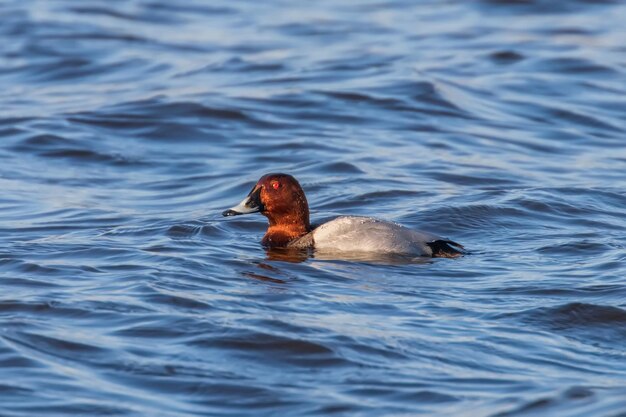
(222, 173, 311, 240)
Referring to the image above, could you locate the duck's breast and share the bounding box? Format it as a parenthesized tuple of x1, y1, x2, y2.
(311, 216, 440, 256)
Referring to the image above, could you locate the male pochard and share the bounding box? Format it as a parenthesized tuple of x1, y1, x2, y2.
(222, 173, 464, 258)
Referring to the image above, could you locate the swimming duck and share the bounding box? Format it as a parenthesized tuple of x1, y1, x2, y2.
(222, 173, 464, 258)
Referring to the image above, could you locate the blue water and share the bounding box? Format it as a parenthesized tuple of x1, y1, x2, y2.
(1, 0, 626, 416)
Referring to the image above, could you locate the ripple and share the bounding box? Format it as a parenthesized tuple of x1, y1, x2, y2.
(533, 302, 626, 326)
(479, 0, 620, 13)
(493, 386, 626, 417)
(488, 50, 526, 64)
(509, 303, 626, 349)
(4, 331, 111, 362)
(1, 0, 625, 416)
(67, 98, 281, 135)
(190, 331, 350, 367)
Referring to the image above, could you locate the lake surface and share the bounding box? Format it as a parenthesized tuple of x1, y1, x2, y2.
(1, 0, 625, 416)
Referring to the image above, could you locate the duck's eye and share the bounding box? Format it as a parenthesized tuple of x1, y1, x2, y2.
(271, 181, 280, 189)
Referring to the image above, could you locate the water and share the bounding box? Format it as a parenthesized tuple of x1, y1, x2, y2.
(1, 0, 625, 416)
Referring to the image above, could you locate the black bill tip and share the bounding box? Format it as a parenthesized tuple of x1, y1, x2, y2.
(222, 209, 241, 217)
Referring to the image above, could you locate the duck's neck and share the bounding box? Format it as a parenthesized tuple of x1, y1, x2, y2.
(262, 212, 310, 247)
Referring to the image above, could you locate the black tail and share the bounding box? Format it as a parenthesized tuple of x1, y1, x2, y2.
(427, 240, 465, 258)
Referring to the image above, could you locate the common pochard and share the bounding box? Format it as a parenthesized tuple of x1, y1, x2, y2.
(222, 173, 464, 258)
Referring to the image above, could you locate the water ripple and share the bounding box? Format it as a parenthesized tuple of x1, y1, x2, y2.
(0, 0, 625, 416)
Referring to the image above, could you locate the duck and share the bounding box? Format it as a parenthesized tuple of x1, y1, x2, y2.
(222, 173, 464, 258)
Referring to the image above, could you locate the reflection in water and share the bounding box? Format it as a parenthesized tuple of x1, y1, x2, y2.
(1, 0, 625, 416)
(242, 270, 287, 284)
(265, 246, 437, 265)
(313, 250, 435, 265)
(265, 247, 312, 263)
(241, 258, 290, 284)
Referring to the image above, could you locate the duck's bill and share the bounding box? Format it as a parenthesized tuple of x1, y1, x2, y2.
(222, 186, 263, 217)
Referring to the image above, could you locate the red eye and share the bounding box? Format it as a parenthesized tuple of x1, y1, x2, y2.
(271, 181, 280, 189)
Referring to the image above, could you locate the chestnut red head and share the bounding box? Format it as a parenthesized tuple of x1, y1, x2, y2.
(222, 173, 310, 232)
